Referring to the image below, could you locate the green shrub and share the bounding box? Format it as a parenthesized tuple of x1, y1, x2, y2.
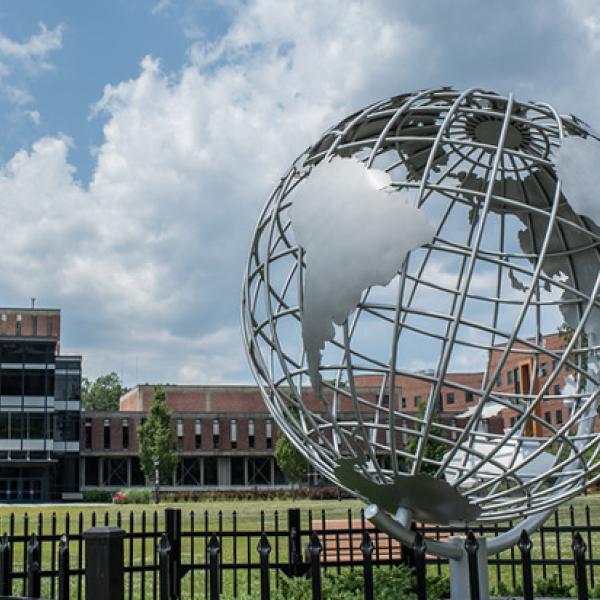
(534, 574, 574, 597)
(220, 565, 449, 600)
(81, 490, 112, 503)
(124, 488, 152, 504)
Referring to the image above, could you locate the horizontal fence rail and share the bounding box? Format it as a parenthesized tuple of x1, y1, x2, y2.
(0, 504, 597, 599)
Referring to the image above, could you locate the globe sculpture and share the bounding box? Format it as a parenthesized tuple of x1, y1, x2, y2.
(241, 87, 600, 591)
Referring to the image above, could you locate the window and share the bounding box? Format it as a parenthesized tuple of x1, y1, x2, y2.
(24, 370, 47, 396)
(212, 418, 220, 449)
(0, 414, 8, 438)
(231, 457, 245, 485)
(414, 395, 421, 407)
(266, 419, 273, 449)
(552, 359, 558, 371)
(130, 457, 145, 486)
(31, 316, 37, 336)
(122, 418, 129, 449)
(495, 374, 502, 386)
(510, 416, 516, 427)
(177, 418, 184, 449)
(248, 418, 255, 449)
(104, 418, 111, 449)
(15, 314, 21, 336)
(10, 413, 23, 439)
(401, 397, 407, 409)
(46, 316, 54, 337)
(539, 362, 548, 377)
(556, 409, 563, 424)
(195, 418, 202, 449)
(204, 457, 218, 485)
(513, 368, 520, 394)
(544, 411, 552, 424)
(466, 391, 474, 403)
(28, 414, 45, 439)
(54, 412, 78, 441)
(84, 457, 99, 486)
(507, 371, 513, 385)
(104, 458, 127, 486)
(1, 372, 22, 396)
(230, 418, 237, 449)
(554, 385, 561, 396)
(180, 458, 201, 485)
(85, 418, 92, 449)
(248, 457, 271, 486)
(446, 392, 455, 405)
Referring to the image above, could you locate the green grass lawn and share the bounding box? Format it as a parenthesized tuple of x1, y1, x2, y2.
(1, 494, 599, 598)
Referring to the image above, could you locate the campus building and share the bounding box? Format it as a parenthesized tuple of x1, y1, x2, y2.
(0, 305, 581, 500)
(0, 307, 81, 501)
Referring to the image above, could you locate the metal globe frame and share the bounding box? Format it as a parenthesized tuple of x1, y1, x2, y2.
(241, 88, 600, 577)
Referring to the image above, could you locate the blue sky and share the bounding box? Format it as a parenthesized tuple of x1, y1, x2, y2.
(1, 0, 600, 387)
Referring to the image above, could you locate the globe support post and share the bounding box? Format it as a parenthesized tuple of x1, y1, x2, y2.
(449, 535, 489, 600)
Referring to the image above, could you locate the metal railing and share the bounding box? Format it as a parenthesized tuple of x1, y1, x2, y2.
(0, 504, 598, 599)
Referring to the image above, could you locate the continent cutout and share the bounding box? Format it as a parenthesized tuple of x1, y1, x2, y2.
(290, 157, 434, 394)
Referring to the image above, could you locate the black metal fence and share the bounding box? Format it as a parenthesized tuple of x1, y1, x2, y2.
(0, 504, 598, 599)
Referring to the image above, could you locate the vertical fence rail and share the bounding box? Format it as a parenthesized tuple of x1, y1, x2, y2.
(413, 531, 427, 600)
(573, 532, 589, 600)
(465, 531, 480, 600)
(58, 535, 69, 600)
(27, 533, 41, 599)
(257, 534, 271, 600)
(208, 534, 220, 600)
(0, 533, 11, 596)
(360, 532, 374, 600)
(519, 530, 534, 600)
(308, 532, 322, 600)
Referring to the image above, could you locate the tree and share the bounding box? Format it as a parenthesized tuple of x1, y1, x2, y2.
(274, 432, 308, 496)
(404, 403, 448, 475)
(138, 387, 178, 484)
(82, 372, 127, 411)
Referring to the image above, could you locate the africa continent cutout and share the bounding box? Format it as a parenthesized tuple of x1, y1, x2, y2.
(290, 157, 434, 394)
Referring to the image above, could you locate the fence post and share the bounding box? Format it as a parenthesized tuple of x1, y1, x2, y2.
(208, 534, 220, 600)
(360, 532, 374, 600)
(465, 531, 480, 600)
(84, 526, 125, 600)
(518, 530, 534, 600)
(257, 533, 271, 600)
(0, 533, 11, 597)
(27, 533, 41, 599)
(308, 532, 322, 600)
(573, 532, 589, 600)
(413, 531, 427, 600)
(165, 508, 181, 600)
(158, 533, 172, 600)
(287, 509, 302, 576)
(58, 534, 70, 600)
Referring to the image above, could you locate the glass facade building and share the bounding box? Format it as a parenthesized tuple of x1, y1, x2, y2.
(0, 308, 80, 500)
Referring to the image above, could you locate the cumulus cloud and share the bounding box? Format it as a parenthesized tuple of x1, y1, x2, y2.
(5, 0, 600, 385)
(0, 0, 431, 385)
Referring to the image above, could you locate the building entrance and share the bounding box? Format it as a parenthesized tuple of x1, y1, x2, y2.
(0, 478, 43, 501)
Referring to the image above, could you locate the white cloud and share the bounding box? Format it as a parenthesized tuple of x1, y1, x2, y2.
(0, 22, 63, 122)
(0, 0, 430, 385)
(0, 22, 63, 70)
(5, 0, 600, 386)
